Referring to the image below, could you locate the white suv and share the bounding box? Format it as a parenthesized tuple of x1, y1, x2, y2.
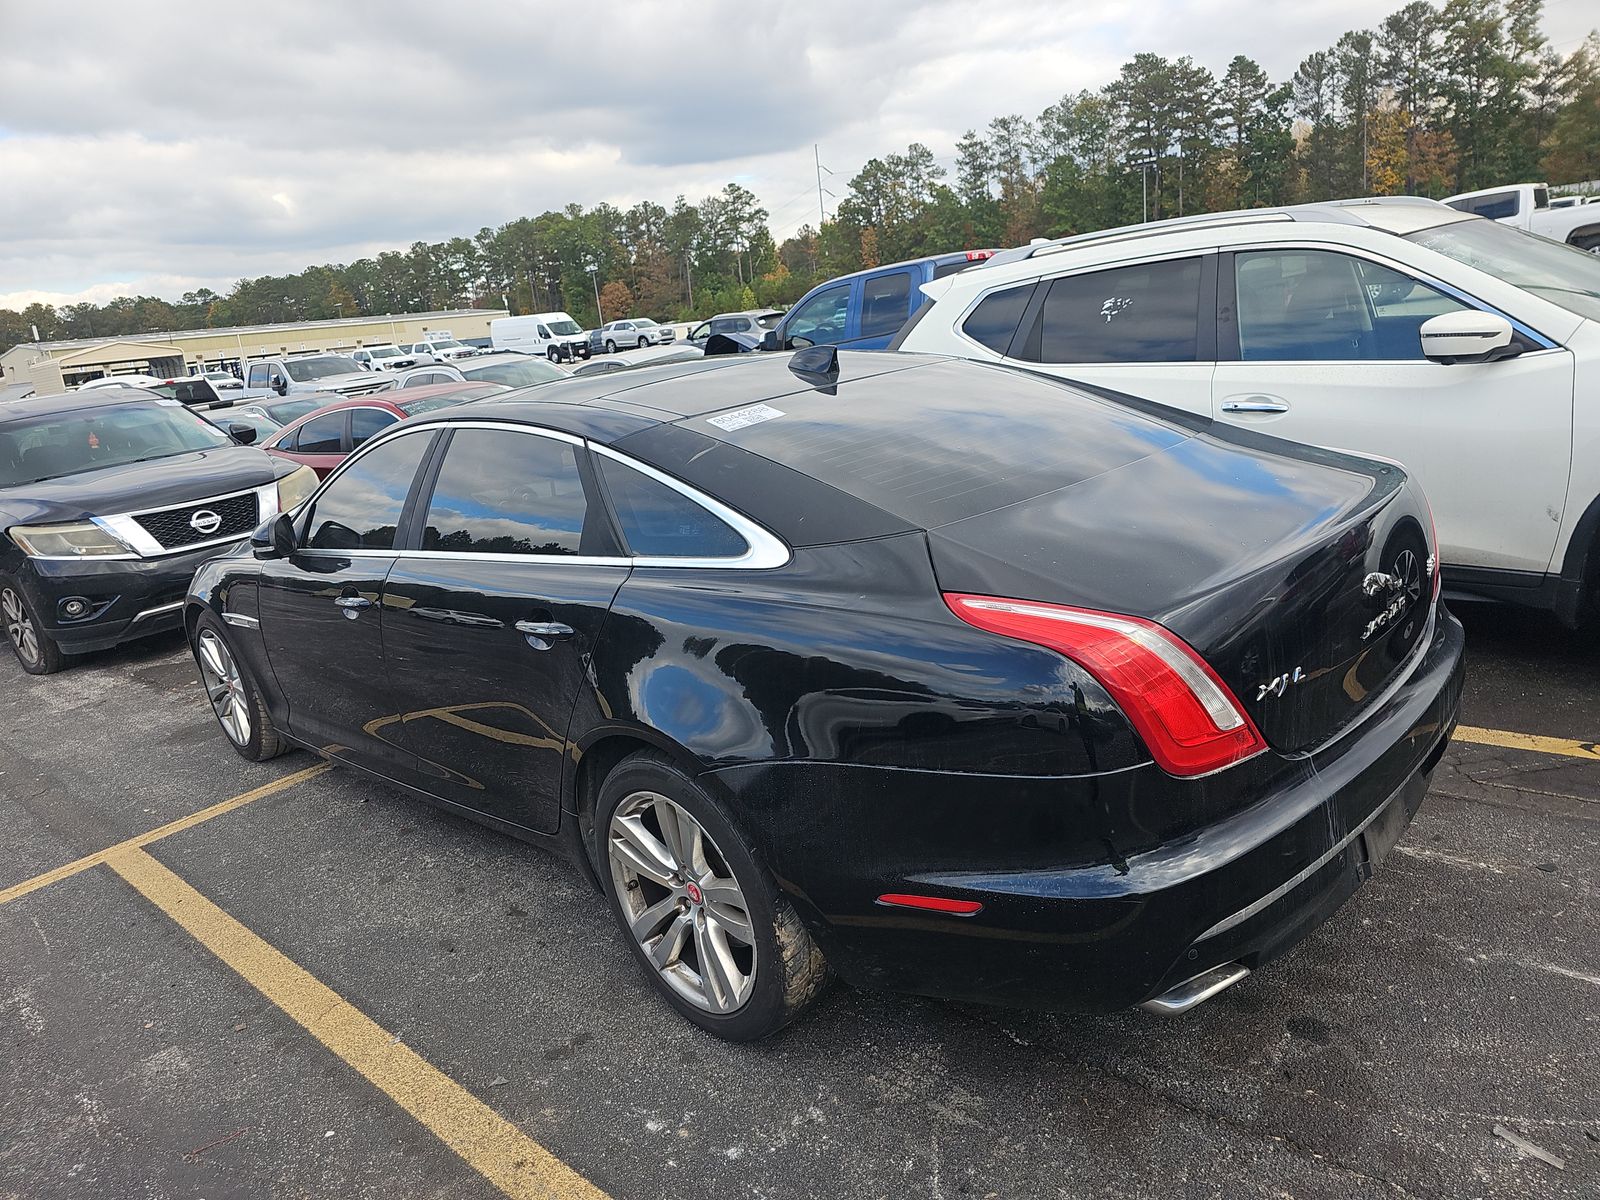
(897, 198, 1600, 625)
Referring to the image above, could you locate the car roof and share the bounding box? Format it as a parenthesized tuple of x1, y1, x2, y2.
(0, 387, 168, 423)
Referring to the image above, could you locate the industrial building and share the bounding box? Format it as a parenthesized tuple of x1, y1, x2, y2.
(0, 308, 510, 393)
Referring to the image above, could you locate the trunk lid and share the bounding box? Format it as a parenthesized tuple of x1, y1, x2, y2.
(926, 434, 1433, 756)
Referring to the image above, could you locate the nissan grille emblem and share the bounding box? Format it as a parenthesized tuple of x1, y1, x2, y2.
(189, 509, 223, 536)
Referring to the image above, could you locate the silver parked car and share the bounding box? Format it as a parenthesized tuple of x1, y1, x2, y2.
(590, 318, 676, 354)
(686, 309, 785, 348)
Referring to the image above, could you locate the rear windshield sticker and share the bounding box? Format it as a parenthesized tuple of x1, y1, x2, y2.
(707, 404, 785, 432)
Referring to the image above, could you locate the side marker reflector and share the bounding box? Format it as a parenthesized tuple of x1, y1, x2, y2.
(876, 893, 983, 916)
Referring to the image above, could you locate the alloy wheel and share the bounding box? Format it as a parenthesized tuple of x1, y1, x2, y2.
(608, 790, 757, 1013)
(2, 587, 41, 667)
(196, 629, 252, 746)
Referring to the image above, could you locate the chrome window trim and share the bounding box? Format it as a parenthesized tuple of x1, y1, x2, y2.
(295, 419, 790, 571)
(948, 238, 1562, 360)
(589, 442, 790, 570)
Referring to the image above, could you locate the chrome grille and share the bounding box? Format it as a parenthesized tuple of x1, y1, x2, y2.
(133, 490, 259, 550)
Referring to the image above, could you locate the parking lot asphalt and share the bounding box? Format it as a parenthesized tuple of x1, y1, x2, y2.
(3, 601, 1597, 1200)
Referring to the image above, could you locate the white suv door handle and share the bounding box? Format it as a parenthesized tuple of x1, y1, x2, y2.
(1220, 396, 1290, 414)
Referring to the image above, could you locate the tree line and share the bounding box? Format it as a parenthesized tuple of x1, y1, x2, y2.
(3, 0, 1594, 361)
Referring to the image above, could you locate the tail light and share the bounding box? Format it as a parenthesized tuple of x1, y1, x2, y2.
(964, 249, 996, 261)
(944, 594, 1266, 778)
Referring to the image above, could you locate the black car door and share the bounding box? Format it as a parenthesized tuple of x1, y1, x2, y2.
(381, 423, 631, 834)
(256, 426, 439, 772)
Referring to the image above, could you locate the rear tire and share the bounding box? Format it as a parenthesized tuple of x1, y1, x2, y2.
(595, 753, 829, 1041)
(1, 581, 64, 675)
(191, 611, 286, 761)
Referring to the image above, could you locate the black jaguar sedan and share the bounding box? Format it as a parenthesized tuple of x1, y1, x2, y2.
(186, 350, 1464, 1040)
(0, 389, 317, 674)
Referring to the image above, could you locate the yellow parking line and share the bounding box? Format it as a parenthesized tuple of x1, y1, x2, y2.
(0, 763, 329, 908)
(105, 847, 608, 1200)
(1454, 726, 1600, 762)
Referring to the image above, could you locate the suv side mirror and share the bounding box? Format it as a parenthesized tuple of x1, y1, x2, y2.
(227, 422, 257, 445)
(269, 372, 287, 394)
(760, 329, 784, 352)
(252, 512, 298, 559)
(1420, 311, 1518, 364)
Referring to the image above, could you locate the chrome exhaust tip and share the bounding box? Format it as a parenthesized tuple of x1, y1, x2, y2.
(1137, 962, 1251, 1015)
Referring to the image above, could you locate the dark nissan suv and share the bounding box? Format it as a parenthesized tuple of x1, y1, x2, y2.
(0, 389, 317, 674)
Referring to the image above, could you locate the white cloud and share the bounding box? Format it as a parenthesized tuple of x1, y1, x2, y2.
(0, 0, 1592, 305)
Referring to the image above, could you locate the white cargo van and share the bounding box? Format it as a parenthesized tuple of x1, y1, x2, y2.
(490, 312, 591, 361)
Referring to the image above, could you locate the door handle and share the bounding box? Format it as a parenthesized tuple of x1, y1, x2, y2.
(514, 620, 574, 637)
(333, 596, 372, 610)
(1220, 397, 1289, 414)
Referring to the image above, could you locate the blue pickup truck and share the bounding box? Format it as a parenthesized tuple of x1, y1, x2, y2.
(761, 250, 996, 352)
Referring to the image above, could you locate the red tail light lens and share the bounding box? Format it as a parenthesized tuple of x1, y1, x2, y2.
(944, 594, 1266, 778)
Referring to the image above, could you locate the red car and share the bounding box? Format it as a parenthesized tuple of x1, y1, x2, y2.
(261, 383, 508, 477)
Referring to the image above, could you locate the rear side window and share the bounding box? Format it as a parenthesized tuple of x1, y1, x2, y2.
(860, 271, 913, 337)
(303, 431, 432, 551)
(597, 455, 747, 559)
(294, 412, 345, 454)
(420, 430, 594, 556)
(961, 284, 1033, 354)
(1035, 258, 1203, 363)
(1447, 191, 1519, 220)
(350, 408, 398, 447)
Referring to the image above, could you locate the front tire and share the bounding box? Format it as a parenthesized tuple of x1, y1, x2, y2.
(596, 753, 828, 1041)
(547, 347, 561, 363)
(191, 612, 286, 761)
(637, 336, 648, 349)
(1, 581, 64, 675)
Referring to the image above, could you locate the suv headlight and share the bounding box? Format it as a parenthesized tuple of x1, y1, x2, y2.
(8, 521, 134, 559)
(275, 465, 319, 513)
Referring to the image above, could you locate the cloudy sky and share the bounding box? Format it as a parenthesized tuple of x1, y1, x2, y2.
(1, 0, 1592, 310)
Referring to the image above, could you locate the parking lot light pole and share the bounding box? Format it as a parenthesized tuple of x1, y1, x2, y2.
(585, 258, 602, 324)
(1134, 157, 1158, 224)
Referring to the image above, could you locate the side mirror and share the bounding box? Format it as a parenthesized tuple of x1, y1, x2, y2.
(1420, 311, 1518, 364)
(252, 512, 298, 559)
(760, 329, 783, 352)
(228, 423, 257, 445)
(270, 373, 287, 394)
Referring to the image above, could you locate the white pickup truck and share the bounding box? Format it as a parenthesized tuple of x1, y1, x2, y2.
(1444, 183, 1600, 252)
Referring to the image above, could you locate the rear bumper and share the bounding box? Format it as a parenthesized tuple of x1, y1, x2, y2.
(14, 540, 246, 652)
(709, 604, 1465, 1013)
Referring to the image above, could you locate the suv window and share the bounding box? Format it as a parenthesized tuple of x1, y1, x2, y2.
(1034, 258, 1203, 363)
(860, 271, 913, 337)
(785, 283, 851, 347)
(294, 412, 345, 455)
(303, 431, 433, 551)
(1234, 250, 1468, 361)
(350, 407, 398, 448)
(597, 455, 748, 558)
(962, 284, 1034, 355)
(421, 430, 594, 556)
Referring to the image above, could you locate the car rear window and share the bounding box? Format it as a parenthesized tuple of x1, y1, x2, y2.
(687, 360, 1186, 528)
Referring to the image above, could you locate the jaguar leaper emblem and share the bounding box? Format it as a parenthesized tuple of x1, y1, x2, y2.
(1361, 550, 1422, 641)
